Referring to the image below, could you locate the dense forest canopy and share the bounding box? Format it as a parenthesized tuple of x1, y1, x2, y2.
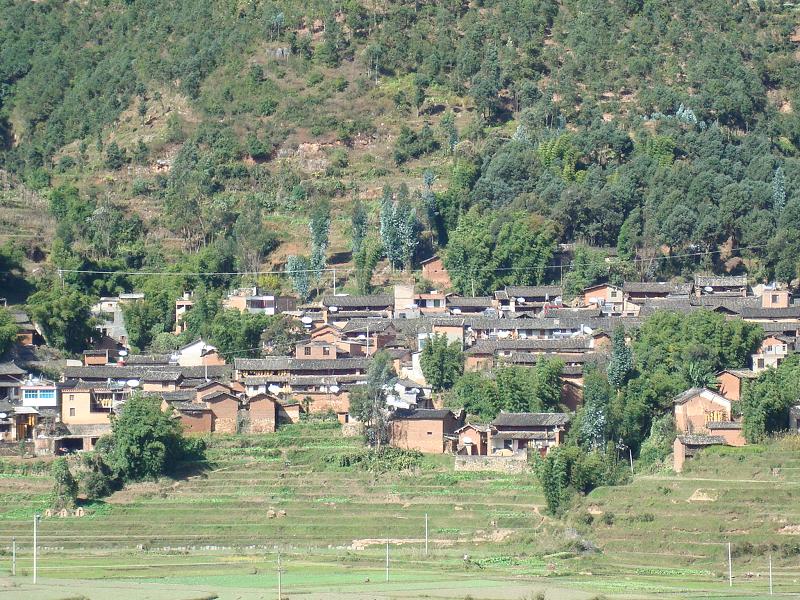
(1, 0, 799, 298)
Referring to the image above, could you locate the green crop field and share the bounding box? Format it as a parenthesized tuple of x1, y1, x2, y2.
(0, 423, 798, 599)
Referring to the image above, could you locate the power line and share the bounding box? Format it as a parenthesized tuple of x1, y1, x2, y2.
(12, 242, 771, 279)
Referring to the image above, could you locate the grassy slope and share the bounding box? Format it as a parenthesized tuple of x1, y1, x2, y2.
(0, 424, 797, 598)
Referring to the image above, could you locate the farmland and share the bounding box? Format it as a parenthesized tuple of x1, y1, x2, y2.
(0, 423, 798, 599)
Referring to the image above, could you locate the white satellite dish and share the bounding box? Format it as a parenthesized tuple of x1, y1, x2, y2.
(267, 384, 281, 394)
(300, 316, 313, 325)
(118, 349, 129, 357)
(0, 413, 7, 419)
(329, 385, 340, 393)
(329, 306, 338, 312)
(126, 379, 140, 388)
(704, 286, 713, 292)
(517, 297, 526, 303)
(452, 308, 462, 315)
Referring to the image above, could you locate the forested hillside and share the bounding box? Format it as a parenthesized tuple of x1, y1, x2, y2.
(1, 0, 800, 296)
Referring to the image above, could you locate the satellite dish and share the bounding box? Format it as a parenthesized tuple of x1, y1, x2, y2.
(118, 349, 129, 357)
(267, 384, 281, 394)
(704, 286, 714, 292)
(126, 379, 140, 388)
(0, 413, 7, 419)
(329, 306, 338, 312)
(451, 308, 462, 315)
(301, 316, 313, 325)
(329, 385, 340, 393)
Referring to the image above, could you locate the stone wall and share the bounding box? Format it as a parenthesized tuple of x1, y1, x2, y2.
(454, 454, 530, 474)
(341, 422, 364, 438)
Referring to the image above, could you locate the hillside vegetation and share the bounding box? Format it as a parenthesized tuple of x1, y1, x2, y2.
(1, 0, 800, 296)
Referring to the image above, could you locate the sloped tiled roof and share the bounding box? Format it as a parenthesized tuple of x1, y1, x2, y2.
(622, 281, 693, 295)
(0, 362, 25, 376)
(695, 275, 748, 288)
(389, 408, 458, 421)
(322, 295, 393, 308)
(491, 412, 571, 427)
(505, 286, 563, 299)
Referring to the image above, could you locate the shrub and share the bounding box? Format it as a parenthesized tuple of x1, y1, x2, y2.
(79, 453, 119, 500)
(393, 125, 439, 164)
(601, 511, 615, 526)
(326, 447, 423, 471)
(51, 458, 78, 510)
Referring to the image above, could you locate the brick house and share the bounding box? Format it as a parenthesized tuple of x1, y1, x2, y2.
(295, 340, 337, 359)
(456, 423, 489, 455)
(488, 412, 571, 457)
(0, 362, 26, 402)
(389, 408, 465, 453)
(246, 393, 279, 433)
(420, 255, 452, 289)
(201, 391, 240, 434)
(716, 369, 758, 401)
(694, 274, 748, 297)
(583, 284, 639, 316)
(622, 281, 692, 301)
(673, 387, 735, 435)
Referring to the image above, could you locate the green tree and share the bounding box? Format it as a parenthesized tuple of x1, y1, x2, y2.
(233, 201, 277, 273)
(449, 372, 498, 421)
(27, 286, 94, 353)
(0, 308, 19, 356)
(606, 326, 633, 390)
(50, 457, 78, 510)
(740, 355, 800, 443)
(353, 236, 382, 294)
(349, 350, 396, 448)
(309, 200, 331, 282)
(420, 334, 464, 395)
(351, 198, 368, 256)
(106, 394, 187, 481)
(285, 255, 311, 300)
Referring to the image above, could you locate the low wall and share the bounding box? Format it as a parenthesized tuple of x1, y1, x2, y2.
(341, 422, 364, 438)
(454, 454, 530, 474)
(0, 441, 34, 457)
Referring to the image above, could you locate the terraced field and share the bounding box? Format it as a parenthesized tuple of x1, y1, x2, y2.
(0, 423, 798, 598)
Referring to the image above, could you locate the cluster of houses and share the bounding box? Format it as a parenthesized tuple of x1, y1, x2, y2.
(1, 265, 799, 467)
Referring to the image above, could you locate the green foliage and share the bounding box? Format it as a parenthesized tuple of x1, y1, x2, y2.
(0, 308, 19, 356)
(26, 285, 94, 353)
(380, 186, 419, 271)
(444, 208, 557, 295)
(79, 452, 119, 500)
(420, 334, 464, 393)
(309, 200, 331, 281)
(350, 199, 368, 256)
(106, 393, 198, 481)
(348, 350, 395, 447)
(393, 125, 439, 165)
(638, 413, 676, 467)
(50, 457, 78, 510)
(534, 444, 623, 516)
(352, 236, 382, 295)
(285, 255, 311, 300)
(564, 246, 608, 299)
(325, 447, 422, 472)
(740, 354, 800, 443)
(606, 326, 633, 390)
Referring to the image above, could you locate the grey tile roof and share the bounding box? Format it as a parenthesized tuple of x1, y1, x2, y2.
(706, 421, 742, 430)
(466, 338, 593, 355)
(677, 434, 726, 446)
(491, 412, 571, 427)
(125, 354, 171, 365)
(61, 424, 112, 438)
(172, 401, 210, 411)
(446, 296, 494, 308)
(62, 364, 231, 381)
(622, 281, 693, 295)
(695, 275, 748, 288)
(0, 362, 25, 376)
(322, 295, 393, 308)
(739, 307, 800, 319)
(389, 408, 458, 421)
(505, 286, 563, 299)
(235, 357, 370, 372)
(672, 387, 729, 405)
(161, 390, 197, 402)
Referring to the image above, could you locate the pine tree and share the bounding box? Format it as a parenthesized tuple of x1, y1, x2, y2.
(606, 325, 633, 390)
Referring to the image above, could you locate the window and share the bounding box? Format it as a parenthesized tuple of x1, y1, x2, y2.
(433, 299, 441, 307)
(69, 408, 76, 417)
(772, 294, 779, 303)
(427, 431, 433, 435)
(69, 395, 74, 401)
(304, 346, 311, 356)
(322, 346, 330, 356)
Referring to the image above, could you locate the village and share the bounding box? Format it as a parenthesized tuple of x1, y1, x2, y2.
(1, 262, 797, 475)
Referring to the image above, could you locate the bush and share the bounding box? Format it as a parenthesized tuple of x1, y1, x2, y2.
(601, 511, 615, 526)
(325, 447, 423, 471)
(79, 453, 119, 500)
(393, 125, 439, 164)
(51, 458, 78, 510)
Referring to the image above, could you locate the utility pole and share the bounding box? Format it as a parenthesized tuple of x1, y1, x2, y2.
(629, 448, 634, 475)
(728, 542, 732, 587)
(769, 553, 773, 595)
(425, 513, 428, 557)
(385, 537, 389, 582)
(332, 268, 336, 296)
(33, 514, 40, 584)
(11, 537, 15, 576)
(277, 552, 283, 600)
